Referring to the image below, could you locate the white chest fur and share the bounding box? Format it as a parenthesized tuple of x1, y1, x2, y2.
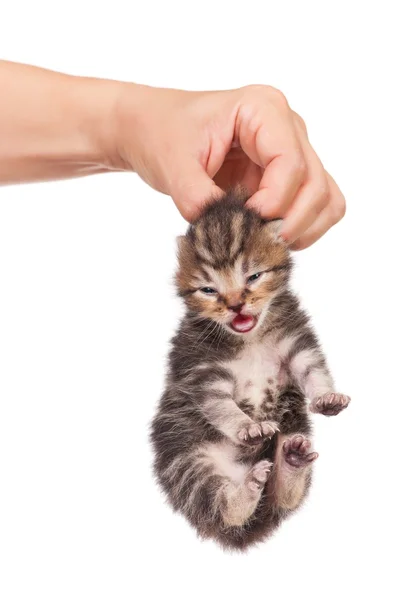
(224, 341, 281, 410)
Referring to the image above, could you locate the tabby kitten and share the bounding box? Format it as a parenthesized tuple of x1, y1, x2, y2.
(151, 189, 350, 551)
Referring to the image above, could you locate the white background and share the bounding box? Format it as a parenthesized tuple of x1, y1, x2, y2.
(1, 1, 397, 598)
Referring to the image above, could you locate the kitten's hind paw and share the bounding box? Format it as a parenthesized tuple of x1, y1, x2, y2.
(310, 393, 351, 416)
(247, 460, 273, 492)
(237, 421, 279, 446)
(283, 435, 318, 468)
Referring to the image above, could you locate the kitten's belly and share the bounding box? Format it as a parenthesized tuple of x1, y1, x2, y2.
(223, 343, 281, 418)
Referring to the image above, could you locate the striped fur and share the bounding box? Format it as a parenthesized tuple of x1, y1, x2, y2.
(151, 190, 347, 551)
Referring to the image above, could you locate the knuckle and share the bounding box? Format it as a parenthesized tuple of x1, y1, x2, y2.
(331, 195, 346, 223)
(243, 84, 288, 107)
(290, 153, 307, 182)
(313, 182, 329, 212)
(264, 85, 288, 106)
(293, 111, 308, 134)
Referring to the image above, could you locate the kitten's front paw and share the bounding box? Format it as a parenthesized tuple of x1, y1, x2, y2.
(283, 435, 318, 468)
(310, 393, 351, 416)
(237, 421, 279, 446)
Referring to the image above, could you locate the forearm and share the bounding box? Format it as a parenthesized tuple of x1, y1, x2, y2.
(289, 346, 334, 400)
(188, 368, 250, 442)
(202, 396, 252, 441)
(0, 61, 128, 184)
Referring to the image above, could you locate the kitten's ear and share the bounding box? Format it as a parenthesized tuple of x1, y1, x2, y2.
(264, 219, 285, 243)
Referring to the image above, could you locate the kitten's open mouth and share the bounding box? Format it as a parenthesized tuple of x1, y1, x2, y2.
(229, 314, 257, 333)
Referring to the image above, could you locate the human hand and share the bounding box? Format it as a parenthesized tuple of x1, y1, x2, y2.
(110, 84, 345, 249)
(0, 61, 344, 249)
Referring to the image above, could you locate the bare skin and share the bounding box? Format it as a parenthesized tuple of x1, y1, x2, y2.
(0, 60, 346, 249)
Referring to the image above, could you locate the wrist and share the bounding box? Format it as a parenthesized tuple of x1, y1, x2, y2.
(85, 79, 158, 174)
(103, 81, 155, 173)
(75, 76, 127, 172)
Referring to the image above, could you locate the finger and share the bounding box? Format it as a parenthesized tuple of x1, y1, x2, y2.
(291, 173, 346, 250)
(246, 148, 307, 220)
(291, 110, 308, 136)
(238, 108, 307, 218)
(290, 208, 332, 250)
(280, 137, 329, 243)
(170, 160, 223, 222)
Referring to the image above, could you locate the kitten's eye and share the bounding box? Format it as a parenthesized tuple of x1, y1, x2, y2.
(200, 287, 218, 295)
(247, 272, 262, 283)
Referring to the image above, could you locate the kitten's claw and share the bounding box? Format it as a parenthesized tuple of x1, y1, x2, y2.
(283, 434, 318, 468)
(237, 421, 279, 446)
(310, 393, 351, 416)
(260, 420, 279, 438)
(238, 423, 263, 445)
(247, 459, 273, 492)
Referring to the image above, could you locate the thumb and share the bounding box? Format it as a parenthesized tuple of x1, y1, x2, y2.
(170, 160, 223, 222)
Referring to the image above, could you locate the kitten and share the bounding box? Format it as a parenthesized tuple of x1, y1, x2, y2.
(151, 189, 350, 551)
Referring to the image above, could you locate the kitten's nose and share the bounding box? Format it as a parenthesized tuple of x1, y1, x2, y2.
(228, 303, 244, 314)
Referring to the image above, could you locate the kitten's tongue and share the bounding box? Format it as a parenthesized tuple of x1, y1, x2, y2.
(231, 314, 255, 333)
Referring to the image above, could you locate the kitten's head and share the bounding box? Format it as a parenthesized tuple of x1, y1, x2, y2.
(176, 191, 292, 336)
